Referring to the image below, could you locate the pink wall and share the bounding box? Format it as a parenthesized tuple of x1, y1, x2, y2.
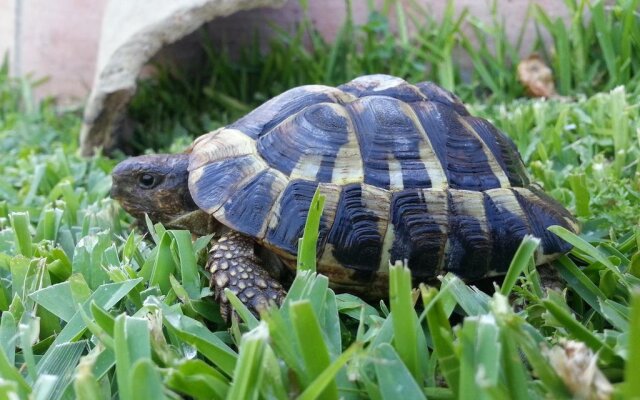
(1, 0, 569, 102)
(2, 0, 109, 102)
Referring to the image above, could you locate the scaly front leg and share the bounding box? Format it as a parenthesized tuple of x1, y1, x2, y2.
(207, 232, 285, 321)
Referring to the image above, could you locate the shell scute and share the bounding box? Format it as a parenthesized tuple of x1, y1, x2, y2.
(445, 190, 492, 280)
(264, 180, 323, 256)
(324, 183, 390, 274)
(338, 74, 426, 103)
(219, 169, 288, 238)
(415, 81, 470, 116)
(347, 96, 438, 190)
(483, 188, 532, 274)
(256, 103, 352, 182)
(189, 155, 266, 214)
(411, 101, 507, 191)
(228, 85, 354, 139)
(388, 189, 447, 279)
(464, 116, 530, 187)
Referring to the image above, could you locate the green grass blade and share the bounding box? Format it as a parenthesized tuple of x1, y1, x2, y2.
(541, 298, 617, 363)
(73, 352, 105, 400)
(458, 316, 501, 400)
(29, 281, 77, 322)
(166, 359, 229, 400)
(625, 289, 640, 398)
(499, 329, 529, 399)
(500, 235, 540, 296)
(590, 1, 617, 86)
(114, 315, 151, 400)
(262, 308, 305, 380)
(226, 323, 268, 400)
(568, 173, 590, 217)
(169, 230, 201, 299)
(34, 206, 63, 242)
(0, 331, 30, 397)
(389, 262, 420, 380)
(130, 359, 167, 400)
(554, 255, 607, 313)
(49, 279, 142, 348)
(154, 299, 237, 376)
(90, 301, 116, 337)
(0, 312, 17, 366)
(224, 288, 260, 329)
(290, 300, 338, 398)
(440, 274, 491, 316)
(422, 285, 459, 396)
(298, 342, 361, 400)
(72, 231, 112, 290)
(258, 346, 288, 400)
(297, 189, 325, 272)
(548, 225, 619, 273)
(149, 232, 177, 294)
(19, 317, 38, 382)
(320, 289, 342, 358)
(35, 341, 87, 400)
(598, 299, 629, 331)
(31, 375, 57, 400)
(373, 343, 426, 400)
(9, 212, 32, 257)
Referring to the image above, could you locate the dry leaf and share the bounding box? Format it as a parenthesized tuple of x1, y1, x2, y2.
(517, 54, 558, 98)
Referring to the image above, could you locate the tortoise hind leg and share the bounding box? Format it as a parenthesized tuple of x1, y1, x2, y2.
(207, 232, 285, 321)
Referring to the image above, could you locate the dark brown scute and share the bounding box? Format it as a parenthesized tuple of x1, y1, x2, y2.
(411, 102, 502, 191)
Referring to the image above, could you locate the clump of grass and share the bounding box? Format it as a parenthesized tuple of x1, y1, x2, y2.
(130, 0, 640, 151)
(534, 0, 640, 95)
(470, 85, 640, 237)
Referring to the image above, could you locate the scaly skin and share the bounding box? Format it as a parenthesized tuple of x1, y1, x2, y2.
(111, 153, 285, 318)
(208, 232, 285, 321)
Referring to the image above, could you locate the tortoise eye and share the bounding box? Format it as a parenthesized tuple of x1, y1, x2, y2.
(138, 173, 157, 189)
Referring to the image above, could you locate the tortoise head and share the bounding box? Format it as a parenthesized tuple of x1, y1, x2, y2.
(111, 154, 200, 227)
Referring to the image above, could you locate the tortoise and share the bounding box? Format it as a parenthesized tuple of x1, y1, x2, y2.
(111, 74, 579, 318)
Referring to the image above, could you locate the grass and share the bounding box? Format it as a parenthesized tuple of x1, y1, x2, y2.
(0, 0, 639, 398)
(129, 0, 640, 152)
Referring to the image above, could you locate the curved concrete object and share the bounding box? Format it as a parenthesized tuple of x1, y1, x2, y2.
(79, 0, 286, 156)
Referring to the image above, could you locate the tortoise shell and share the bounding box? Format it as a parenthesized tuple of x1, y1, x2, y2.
(187, 75, 578, 284)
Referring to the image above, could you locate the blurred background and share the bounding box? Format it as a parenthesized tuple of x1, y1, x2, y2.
(1, 0, 570, 103)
